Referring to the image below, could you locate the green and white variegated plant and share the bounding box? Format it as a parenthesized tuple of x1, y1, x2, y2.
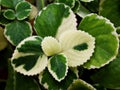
(10, 3, 119, 90)
(0, 0, 34, 46)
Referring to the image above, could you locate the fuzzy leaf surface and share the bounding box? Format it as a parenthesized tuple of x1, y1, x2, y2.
(48, 54, 68, 82)
(34, 3, 77, 38)
(11, 36, 48, 75)
(78, 14, 119, 69)
(15, 1, 31, 20)
(4, 21, 32, 46)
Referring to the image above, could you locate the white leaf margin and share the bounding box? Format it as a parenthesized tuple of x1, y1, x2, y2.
(59, 30, 95, 67)
(11, 36, 48, 76)
(4, 21, 32, 46)
(48, 54, 68, 82)
(83, 13, 119, 69)
(68, 79, 96, 90)
(15, 1, 32, 20)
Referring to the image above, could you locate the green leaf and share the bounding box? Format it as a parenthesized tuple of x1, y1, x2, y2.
(3, 9, 15, 20)
(78, 14, 119, 69)
(6, 61, 40, 90)
(68, 79, 96, 90)
(48, 54, 68, 82)
(59, 30, 95, 67)
(34, 3, 77, 38)
(39, 68, 77, 90)
(17, 36, 43, 54)
(15, 1, 32, 20)
(1, 0, 24, 8)
(4, 21, 32, 46)
(0, 11, 12, 25)
(80, 0, 99, 13)
(91, 49, 120, 89)
(56, 0, 75, 8)
(72, 0, 80, 13)
(99, 0, 120, 27)
(11, 36, 48, 76)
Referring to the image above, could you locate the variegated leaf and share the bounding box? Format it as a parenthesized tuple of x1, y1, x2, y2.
(4, 21, 32, 46)
(11, 36, 48, 76)
(48, 54, 68, 82)
(39, 68, 77, 90)
(59, 30, 95, 67)
(34, 3, 77, 38)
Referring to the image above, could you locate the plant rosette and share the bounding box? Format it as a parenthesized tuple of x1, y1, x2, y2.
(1, 0, 33, 46)
(11, 3, 119, 90)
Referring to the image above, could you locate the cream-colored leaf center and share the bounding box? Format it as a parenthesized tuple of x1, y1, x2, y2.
(41, 36, 61, 56)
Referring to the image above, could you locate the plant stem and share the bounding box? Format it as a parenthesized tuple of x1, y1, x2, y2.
(39, 0, 45, 9)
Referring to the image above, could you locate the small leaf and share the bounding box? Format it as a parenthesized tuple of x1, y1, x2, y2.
(11, 36, 48, 76)
(39, 68, 77, 90)
(78, 14, 119, 69)
(1, 0, 24, 8)
(59, 30, 95, 67)
(68, 79, 96, 90)
(48, 54, 68, 82)
(0, 11, 12, 25)
(6, 61, 40, 90)
(41, 36, 61, 56)
(72, 0, 80, 13)
(3, 9, 15, 20)
(4, 21, 32, 46)
(91, 49, 120, 89)
(15, 1, 32, 20)
(100, 0, 120, 27)
(34, 3, 77, 38)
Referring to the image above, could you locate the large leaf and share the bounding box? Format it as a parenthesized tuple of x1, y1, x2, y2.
(78, 14, 119, 69)
(34, 3, 77, 38)
(99, 0, 120, 27)
(15, 1, 32, 20)
(4, 21, 32, 46)
(59, 30, 95, 67)
(48, 54, 68, 82)
(1, 0, 24, 8)
(11, 36, 48, 75)
(6, 61, 40, 90)
(91, 49, 120, 89)
(39, 68, 78, 90)
(68, 79, 96, 90)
